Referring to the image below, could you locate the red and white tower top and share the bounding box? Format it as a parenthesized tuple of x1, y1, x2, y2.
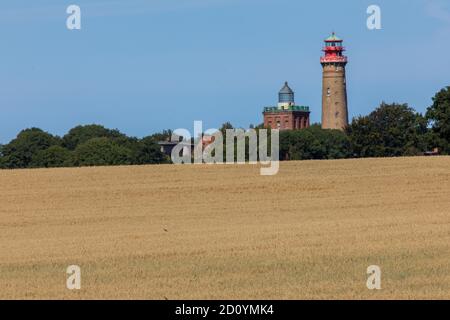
(320, 32, 348, 64)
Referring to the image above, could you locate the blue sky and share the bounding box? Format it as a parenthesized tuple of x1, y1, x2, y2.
(0, 0, 449, 143)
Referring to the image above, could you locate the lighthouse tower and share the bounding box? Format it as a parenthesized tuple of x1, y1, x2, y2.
(320, 32, 348, 130)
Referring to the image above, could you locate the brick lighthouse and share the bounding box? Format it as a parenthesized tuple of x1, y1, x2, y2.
(320, 32, 349, 130)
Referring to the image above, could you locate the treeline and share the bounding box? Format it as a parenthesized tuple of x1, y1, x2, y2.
(280, 87, 449, 160)
(0, 87, 449, 169)
(0, 125, 168, 169)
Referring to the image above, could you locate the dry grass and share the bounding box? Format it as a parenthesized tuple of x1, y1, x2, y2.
(0, 156, 449, 300)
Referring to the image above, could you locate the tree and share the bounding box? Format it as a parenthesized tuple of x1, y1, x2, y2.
(0, 128, 61, 168)
(346, 103, 429, 157)
(150, 129, 173, 142)
(73, 137, 132, 166)
(62, 124, 128, 150)
(0, 145, 6, 169)
(133, 136, 167, 164)
(280, 125, 352, 160)
(426, 87, 450, 154)
(30, 145, 73, 168)
(220, 122, 234, 136)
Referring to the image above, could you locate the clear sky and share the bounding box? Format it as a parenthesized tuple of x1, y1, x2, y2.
(0, 0, 449, 143)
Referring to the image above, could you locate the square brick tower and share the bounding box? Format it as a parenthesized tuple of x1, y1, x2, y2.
(320, 33, 349, 130)
(263, 82, 310, 130)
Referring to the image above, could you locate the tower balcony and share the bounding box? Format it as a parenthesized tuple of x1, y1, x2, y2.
(320, 55, 348, 64)
(322, 46, 346, 52)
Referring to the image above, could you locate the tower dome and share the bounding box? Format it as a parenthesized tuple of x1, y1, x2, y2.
(279, 82, 295, 104)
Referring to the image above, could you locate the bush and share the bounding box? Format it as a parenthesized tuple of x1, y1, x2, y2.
(30, 145, 73, 168)
(346, 103, 429, 157)
(280, 125, 352, 160)
(73, 137, 132, 166)
(62, 124, 129, 150)
(426, 87, 450, 154)
(0, 128, 61, 169)
(133, 136, 167, 165)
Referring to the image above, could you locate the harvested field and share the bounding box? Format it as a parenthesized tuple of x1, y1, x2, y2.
(0, 157, 449, 299)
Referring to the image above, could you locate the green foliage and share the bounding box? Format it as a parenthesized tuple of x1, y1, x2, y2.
(346, 103, 429, 157)
(150, 129, 173, 142)
(0, 125, 167, 169)
(62, 124, 128, 150)
(220, 122, 234, 135)
(280, 125, 352, 160)
(61, 124, 169, 166)
(0, 128, 60, 168)
(426, 86, 450, 154)
(30, 145, 73, 168)
(0, 145, 6, 169)
(73, 137, 133, 167)
(134, 136, 168, 164)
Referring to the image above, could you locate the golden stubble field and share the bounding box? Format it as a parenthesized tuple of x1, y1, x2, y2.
(0, 157, 449, 300)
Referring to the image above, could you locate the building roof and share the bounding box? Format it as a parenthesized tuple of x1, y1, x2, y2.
(325, 32, 342, 42)
(279, 81, 294, 94)
(263, 105, 310, 113)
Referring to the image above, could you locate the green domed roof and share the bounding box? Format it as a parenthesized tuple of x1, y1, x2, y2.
(325, 32, 342, 42)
